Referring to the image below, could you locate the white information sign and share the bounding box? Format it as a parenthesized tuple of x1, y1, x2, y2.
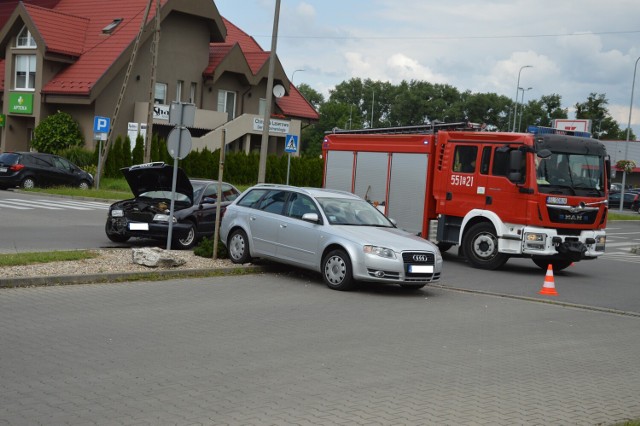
(253, 117, 290, 134)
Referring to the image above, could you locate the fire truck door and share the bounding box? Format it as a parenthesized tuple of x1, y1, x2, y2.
(482, 146, 528, 224)
(353, 152, 389, 211)
(324, 150, 354, 192)
(387, 153, 428, 235)
(442, 144, 489, 216)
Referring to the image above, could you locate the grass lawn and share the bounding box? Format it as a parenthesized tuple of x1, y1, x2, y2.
(0, 250, 98, 267)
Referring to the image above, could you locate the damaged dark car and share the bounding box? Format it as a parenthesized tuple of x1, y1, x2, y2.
(105, 162, 240, 249)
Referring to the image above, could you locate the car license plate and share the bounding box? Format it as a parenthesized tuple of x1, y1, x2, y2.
(129, 223, 149, 231)
(408, 264, 433, 273)
(0, 167, 7, 173)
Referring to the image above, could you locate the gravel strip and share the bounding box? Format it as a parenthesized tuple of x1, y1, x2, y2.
(1, 249, 235, 279)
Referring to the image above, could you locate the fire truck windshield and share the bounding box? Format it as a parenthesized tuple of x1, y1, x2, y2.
(536, 152, 604, 195)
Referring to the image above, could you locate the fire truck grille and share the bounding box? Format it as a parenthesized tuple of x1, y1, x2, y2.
(547, 208, 598, 225)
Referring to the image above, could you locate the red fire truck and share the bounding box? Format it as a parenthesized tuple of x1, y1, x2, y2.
(322, 123, 610, 271)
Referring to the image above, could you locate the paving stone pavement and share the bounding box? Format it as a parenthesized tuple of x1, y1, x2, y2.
(0, 273, 639, 426)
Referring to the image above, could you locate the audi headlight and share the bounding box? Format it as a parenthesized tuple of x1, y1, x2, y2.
(153, 214, 176, 223)
(111, 209, 124, 217)
(363, 245, 396, 259)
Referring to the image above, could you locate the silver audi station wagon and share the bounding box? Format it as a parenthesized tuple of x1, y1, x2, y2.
(220, 184, 443, 291)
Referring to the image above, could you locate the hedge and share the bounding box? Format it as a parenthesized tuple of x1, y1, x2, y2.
(97, 135, 324, 187)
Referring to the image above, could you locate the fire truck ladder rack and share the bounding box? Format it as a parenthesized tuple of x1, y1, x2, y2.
(327, 121, 481, 135)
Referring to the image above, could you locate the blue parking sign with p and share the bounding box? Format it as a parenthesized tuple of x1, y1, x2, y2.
(94, 116, 110, 133)
(285, 134, 298, 153)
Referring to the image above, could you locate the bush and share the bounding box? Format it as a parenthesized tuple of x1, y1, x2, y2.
(57, 147, 94, 167)
(32, 111, 83, 153)
(193, 236, 228, 259)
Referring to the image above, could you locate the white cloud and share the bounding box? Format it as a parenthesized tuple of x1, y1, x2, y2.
(218, 0, 640, 132)
(385, 53, 448, 84)
(296, 2, 315, 19)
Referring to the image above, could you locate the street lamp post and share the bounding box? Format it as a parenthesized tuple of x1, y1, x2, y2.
(512, 65, 532, 132)
(291, 69, 304, 84)
(517, 86, 532, 132)
(619, 56, 640, 211)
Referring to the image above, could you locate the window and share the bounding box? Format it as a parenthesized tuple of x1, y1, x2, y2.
(154, 82, 167, 104)
(217, 90, 236, 119)
(286, 193, 319, 219)
(16, 26, 36, 48)
(259, 98, 267, 116)
(238, 188, 269, 208)
(480, 147, 491, 175)
(102, 18, 123, 34)
(452, 146, 478, 173)
(190, 82, 197, 103)
(257, 190, 288, 214)
(492, 148, 510, 176)
(176, 80, 183, 102)
(15, 55, 36, 90)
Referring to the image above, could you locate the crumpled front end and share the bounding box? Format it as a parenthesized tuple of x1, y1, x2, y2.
(106, 199, 191, 240)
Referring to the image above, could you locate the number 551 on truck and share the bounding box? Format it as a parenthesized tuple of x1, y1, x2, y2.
(322, 123, 610, 271)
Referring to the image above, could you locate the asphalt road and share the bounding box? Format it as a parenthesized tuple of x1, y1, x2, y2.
(3, 189, 639, 314)
(1, 273, 639, 425)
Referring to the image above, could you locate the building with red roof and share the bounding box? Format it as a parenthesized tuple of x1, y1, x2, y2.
(0, 0, 318, 156)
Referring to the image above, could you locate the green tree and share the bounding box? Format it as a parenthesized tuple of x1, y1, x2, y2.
(575, 93, 628, 140)
(132, 134, 144, 165)
(517, 94, 568, 131)
(31, 111, 83, 153)
(296, 83, 324, 109)
(121, 136, 132, 168)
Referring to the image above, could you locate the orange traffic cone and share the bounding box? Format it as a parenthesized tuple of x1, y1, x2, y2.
(539, 264, 558, 296)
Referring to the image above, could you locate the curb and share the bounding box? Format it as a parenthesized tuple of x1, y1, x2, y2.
(0, 265, 266, 289)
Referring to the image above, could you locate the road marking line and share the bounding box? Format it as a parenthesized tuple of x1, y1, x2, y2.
(6, 198, 91, 210)
(3, 200, 62, 210)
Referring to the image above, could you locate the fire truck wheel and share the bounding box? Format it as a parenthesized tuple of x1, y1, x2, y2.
(532, 259, 573, 271)
(463, 222, 509, 270)
(322, 249, 356, 291)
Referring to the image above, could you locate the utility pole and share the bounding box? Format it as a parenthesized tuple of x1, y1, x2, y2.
(257, 0, 281, 183)
(144, 0, 161, 163)
(97, 0, 154, 186)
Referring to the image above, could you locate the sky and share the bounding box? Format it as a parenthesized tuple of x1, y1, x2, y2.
(215, 0, 640, 136)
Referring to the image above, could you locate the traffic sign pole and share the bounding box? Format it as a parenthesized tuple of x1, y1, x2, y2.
(284, 134, 298, 185)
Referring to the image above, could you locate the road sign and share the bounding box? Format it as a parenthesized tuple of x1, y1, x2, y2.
(93, 116, 110, 133)
(285, 134, 298, 153)
(167, 127, 192, 160)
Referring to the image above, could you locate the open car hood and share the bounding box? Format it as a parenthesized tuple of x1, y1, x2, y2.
(121, 162, 193, 204)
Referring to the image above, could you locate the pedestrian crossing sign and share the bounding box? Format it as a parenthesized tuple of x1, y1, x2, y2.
(285, 134, 298, 153)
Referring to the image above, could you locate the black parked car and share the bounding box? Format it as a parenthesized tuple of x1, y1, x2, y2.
(608, 190, 640, 211)
(105, 162, 240, 249)
(0, 151, 93, 190)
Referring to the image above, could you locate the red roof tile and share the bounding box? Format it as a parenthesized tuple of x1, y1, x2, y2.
(205, 43, 234, 76)
(276, 84, 319, 120)
(42, 0, 165, 95)
(26, 4, 88, 57)
(244, 51, 269, 75)
(217, 18, 319, 121)
(221, 17, 261, 52)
